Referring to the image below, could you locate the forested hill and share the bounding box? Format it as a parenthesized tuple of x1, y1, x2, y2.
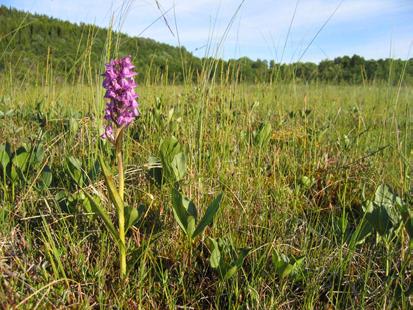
(1, 5, 412, 84)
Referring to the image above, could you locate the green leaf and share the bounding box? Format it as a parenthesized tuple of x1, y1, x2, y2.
(99, 156, 124, 215)
(69, 117, 79, 134)
(223, 265, 238, 280)
(351, 217, 373, 246)
(171, 188, 191, 237)
(365, 203, 395, 237)
(67, 156, 82, 171)
(223, 248, 251, 280)
(272, 252, 305, 280)
(83, 190, 121, 247)
(167, 107, 174, 124)
(193, 193, 223, 238)
(186, 216, 196, 239)
(272, 252, 290, 278)
(373, 184, 401, 225)
(10, 148, 30, 182)
(38, 165, 53, 189)
(66, 156, 84, 186)
(300, 176, 315, 189)
(13, 149, 30, 171)
(363, 185, 403, 238)
(289, 256, 305, 280)
(209, 238, 221, 269)
(125, 204, 145, 232)
(34, 145, 45, 164)
(159, 137, 187, 183)
(0, 145, 10, 169)
(254, 123, 272, 148)
(171, 152, 186, 182)
(81, 195, 93, 214)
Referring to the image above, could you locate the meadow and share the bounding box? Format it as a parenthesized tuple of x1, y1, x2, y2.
(0, 65, 412, 309)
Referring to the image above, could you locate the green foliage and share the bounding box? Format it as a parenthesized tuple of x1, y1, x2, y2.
(208, 237, 251, 280)
(159, 137, 187, 184)
(1, 6, 412, 84)
(363, 184, 403, 240)
(0, 142, 47, 200)
(83, 190, 122, 247)
(99, 156, 124, 216)
(171, 188, 223, 241)
(37, 165, 53, 190)
(125, 204, 145, 233)
(0, 52, 412, 307)
(0, 144, 10, 168)
(272, 251, 305, 281)
(65, 156, 84, 187)
(253, 122, 272, 149)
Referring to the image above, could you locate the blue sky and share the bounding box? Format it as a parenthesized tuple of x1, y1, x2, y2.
(2, 0, 412, 63)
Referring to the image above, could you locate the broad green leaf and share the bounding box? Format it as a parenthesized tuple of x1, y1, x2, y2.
(67, 156, 82, 171)
(351, 217, 372, 246)
(209, 238, 221, 269)
(99, 156, 124, 214)
(34, 145, 45, 164)
(159, 137, 186, 183)
(254, 123, 272, 148)
(81, 195, 93, 214)
(69, 117, 79, 134)
(272, 252, 305, 280)
(272, 252, 292, 278)
(223, 248, 251, 280)
(171, 188, 190, 236)
(167, 107, 174, 124)
(300, 176, 314, 189)
(13, 149, 30, 171)
(11, 149, 30, 182)
(183, 194, 197, 220)
(375, 184, 399, 207)
(83, 190, 121, 247)
(38, 165, 53, 189)
(193, 193, 223, 238)
(171, 152, 186, 182)
(223, 265, 238, 280)
(366, 202, 395, 236)
(125, 204, 145, 232)
(187, 216, 196, 239)
(10, 165, 18, 181)
(66, 156, 83, 186)
(373, 184, 401, 225)
(0, 145, 10, 168)
(289, 256, 305, 280)
(363, 185, 403, 238)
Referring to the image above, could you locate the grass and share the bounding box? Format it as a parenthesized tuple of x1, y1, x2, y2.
(0, 75, 411, 308)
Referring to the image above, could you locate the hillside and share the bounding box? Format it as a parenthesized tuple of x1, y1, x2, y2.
(0, 5, 412, 84)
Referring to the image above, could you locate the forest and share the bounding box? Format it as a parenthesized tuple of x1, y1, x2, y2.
(0, 5, 412, 84)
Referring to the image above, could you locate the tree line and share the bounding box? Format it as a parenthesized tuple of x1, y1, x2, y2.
(1, 5, 412, 85)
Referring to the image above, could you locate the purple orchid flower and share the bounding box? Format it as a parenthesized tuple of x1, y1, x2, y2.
(101, 55, 139, 141)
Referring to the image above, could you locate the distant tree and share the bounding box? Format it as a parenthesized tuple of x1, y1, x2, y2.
(0, 5, 412, 85)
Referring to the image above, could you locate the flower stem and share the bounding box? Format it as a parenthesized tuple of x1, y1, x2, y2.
(116, 128, 126, 278)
